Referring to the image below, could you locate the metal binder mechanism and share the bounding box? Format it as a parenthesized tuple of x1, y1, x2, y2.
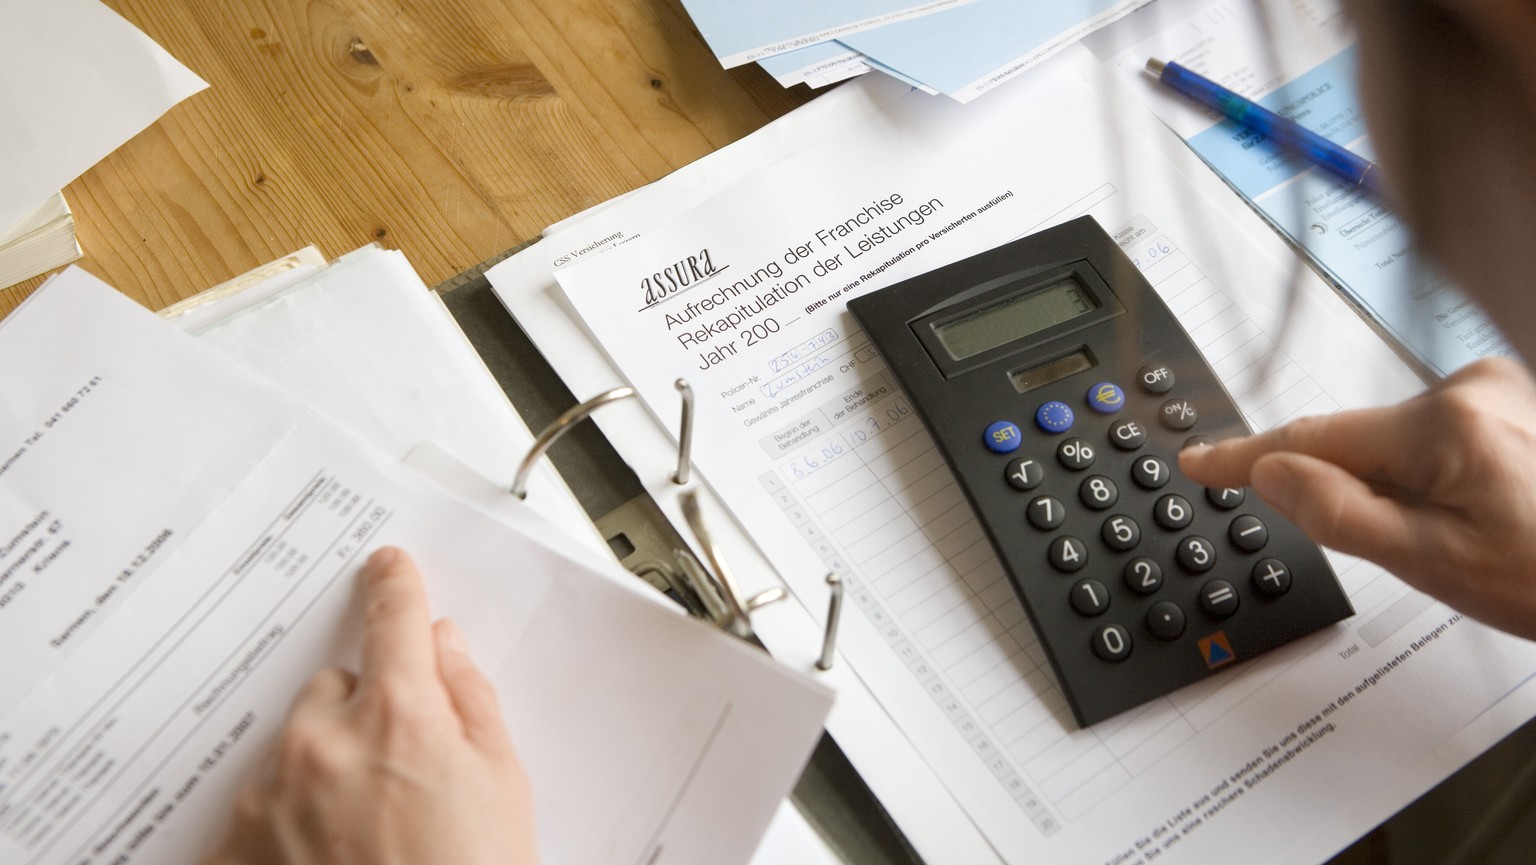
(510, 379, 846, 667)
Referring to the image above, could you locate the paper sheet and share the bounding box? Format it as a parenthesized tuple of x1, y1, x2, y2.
(174, 245, 603, 555)
(676, 0, 978, 67)
(0, 0, 207, 233)
(1083, 0, 1508, 375)
(840, 0, 1152, 102)
(518, 50, 1536, 865)
(0, 268, 831, 865)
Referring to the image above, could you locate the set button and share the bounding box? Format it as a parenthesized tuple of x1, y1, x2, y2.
(984, 420, 1023, 454)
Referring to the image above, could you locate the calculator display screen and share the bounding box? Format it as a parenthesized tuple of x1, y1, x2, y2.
(931, 276, 1098, 360)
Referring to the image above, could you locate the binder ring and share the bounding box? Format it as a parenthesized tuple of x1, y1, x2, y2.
(510, 380, 695, 499)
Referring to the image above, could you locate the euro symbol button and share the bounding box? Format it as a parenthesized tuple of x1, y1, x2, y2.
(1087, 382, 1125, 414)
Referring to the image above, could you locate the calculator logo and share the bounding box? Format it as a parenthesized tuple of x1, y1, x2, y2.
(1198, 632, 1236, 669)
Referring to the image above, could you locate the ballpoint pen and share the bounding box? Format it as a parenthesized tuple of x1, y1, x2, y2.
(1146, 58, 1384, 200)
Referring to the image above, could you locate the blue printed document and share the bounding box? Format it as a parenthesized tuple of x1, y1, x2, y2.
(680, 0, 978, 67)
(1088, 0, 1509, 375)
(841, 0, 1152, 102)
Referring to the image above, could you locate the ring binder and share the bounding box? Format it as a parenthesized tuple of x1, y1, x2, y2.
(512, 383, 846, 664)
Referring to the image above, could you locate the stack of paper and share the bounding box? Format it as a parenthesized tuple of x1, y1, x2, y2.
(0, 0, 207, 286)
(0, 263, 833, 865)
(679, 0, 1155, 102)
(0, 193, 80, 290)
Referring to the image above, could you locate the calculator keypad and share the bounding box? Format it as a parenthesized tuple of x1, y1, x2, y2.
(1000, 372, 1310, 674)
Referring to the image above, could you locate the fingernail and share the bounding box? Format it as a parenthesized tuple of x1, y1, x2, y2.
(438, 619, 468, 654)
(1252, 459, 1299, 518)
(366, 547, 398, 570)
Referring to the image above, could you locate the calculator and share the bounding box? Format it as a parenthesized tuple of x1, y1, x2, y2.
(847, 216, 1352, 726)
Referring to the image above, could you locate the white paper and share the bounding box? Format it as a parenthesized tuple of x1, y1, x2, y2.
(0, 0, 208, 232)
(534, 50, 1536, 865)
(0, 268, 831, 865)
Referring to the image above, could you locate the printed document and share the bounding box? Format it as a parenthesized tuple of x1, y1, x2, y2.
(1085, 0, 1509, 375)
(545, 52, 1536, 865)
(0, 269, 831, 865)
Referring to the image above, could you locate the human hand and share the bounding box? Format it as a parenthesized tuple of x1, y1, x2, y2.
(202, 547, 539, 865)
(1179, 358, 1536, 640)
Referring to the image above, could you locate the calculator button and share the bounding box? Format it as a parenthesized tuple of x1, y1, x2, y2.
(1252, 558, 1292, 597)
(984, 420, 1023, 453)
(1035, 401, 1075, 434)
(1005, 457, 1045, 491)
(1109, 419, 1147, 450)
(1056, 437, 1097, 470)
(1199, 580, 1240, 617)
(1123, 557, 1163, 594)
(1160, 398, 1199, 430)
(1176, 536, 1217, 573)
(1184, 434, 1216, 449)
(1086, 382, 1126, 414)
(1146, 601, 1186, 641)
(1229, 515, 1269, 552)
(1026, 496, 1066, 530)
(1138, 363, 1176, 393)
(1131, 455, 1171, 489)
(1070, 579, 1111, 616)
(1049, 536, 1088, 573)
(1206, 486, 1245, 509)
(1092, 624, 1133, 661)
(1079, 476, 1118, 510)
(1154, 494, 1194, 530)
(1101, 515, 1141, 551)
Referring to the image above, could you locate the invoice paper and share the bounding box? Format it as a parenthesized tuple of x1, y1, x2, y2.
(548, 52, 1536, 865)
(0, 269, 831, 865)
(1084, 0, 1508, 375)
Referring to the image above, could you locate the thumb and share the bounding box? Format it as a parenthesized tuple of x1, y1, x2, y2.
(1251, 452, 1420, 572)
(433, 619, 513, 754)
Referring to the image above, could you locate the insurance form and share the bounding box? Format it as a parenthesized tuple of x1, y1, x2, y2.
(1085, 0, 1509, 376)
(0, 270, 830, 865)
(550, 53, 1536, 865)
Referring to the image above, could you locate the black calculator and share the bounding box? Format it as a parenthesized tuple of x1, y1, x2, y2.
(848, 216, 1352, 726)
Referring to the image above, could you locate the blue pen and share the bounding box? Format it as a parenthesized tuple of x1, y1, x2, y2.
(1146, 58, 1383, 200)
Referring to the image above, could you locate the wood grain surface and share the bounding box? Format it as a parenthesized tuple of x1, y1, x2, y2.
(0, 0, 812, 315)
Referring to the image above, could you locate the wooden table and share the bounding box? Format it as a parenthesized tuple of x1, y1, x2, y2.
(0, 0, 811, 316)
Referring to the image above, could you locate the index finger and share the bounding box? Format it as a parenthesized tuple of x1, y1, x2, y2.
(355, 547, 439, 689)
(1179, 404, 1419, 490)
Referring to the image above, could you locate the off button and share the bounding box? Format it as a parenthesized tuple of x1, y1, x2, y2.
(1138, 363, 1176, 393)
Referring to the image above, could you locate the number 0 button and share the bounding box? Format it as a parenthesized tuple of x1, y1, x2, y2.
(1092, 624, 1133, 662)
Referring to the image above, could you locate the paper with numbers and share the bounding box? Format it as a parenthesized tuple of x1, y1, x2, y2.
(0, 268, 829, 865)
